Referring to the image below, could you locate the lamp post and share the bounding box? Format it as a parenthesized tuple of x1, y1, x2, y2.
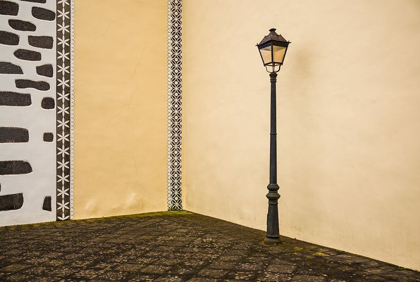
(257, 28, 290, 244)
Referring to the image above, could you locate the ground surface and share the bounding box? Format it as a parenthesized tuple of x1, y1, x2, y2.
(0, 211, 419, 282)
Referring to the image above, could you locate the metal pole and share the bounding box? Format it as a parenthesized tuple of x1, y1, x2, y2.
(265, 71, 281, 244)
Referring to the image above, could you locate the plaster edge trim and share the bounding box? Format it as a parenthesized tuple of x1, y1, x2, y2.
(70, 0, 75, 220)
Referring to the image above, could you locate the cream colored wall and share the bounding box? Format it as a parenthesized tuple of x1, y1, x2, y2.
(182, 0, 420, 270)
(74, 0, 168, 219)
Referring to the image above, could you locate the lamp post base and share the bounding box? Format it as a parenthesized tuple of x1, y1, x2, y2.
(264, 236, 281, 245)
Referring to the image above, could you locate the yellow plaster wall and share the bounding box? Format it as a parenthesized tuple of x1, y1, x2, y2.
(182, 0, 420, 270)
(74, 0, 168, 218)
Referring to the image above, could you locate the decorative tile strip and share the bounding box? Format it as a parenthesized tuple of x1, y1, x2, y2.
(167, 0, 183, 210)
(56, 0, 73, 221)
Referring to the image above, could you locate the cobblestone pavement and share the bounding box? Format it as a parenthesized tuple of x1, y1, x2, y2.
(0, 211, 419, 282)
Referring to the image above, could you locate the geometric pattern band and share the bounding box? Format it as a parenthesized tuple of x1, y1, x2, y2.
(56, 0, 73, 220)
(167, 0, 183, 210)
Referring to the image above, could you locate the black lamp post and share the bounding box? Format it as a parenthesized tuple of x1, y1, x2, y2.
(257, 28, 290, 244)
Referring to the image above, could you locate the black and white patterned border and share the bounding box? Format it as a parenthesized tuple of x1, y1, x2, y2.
(56, 0, 73, 221)
(167, 0, 183, 211)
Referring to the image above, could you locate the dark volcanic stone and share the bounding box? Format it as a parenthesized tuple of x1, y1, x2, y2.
(32, 7, 55, 21)
(42, 196, 52, 211)
(0, 127, 29, 143)
(0, 62, 23, 74)
(0, 213, 419, 281)
(8, 19, 36, 32)
(28, 36, 53, 49)
(43, 132, 53, 142)
(41, 97, 55, 109)
(21, 0, 47, 3)
(0, 30, 19, 45)
(0, 1, 19, 16)
(0, 193, 24, 211)
(0, 161, 32, 175)
(0, 91, 31, 106)
(14, 49, 41, 61)
(36, 64, 53, 77)
(16, 79, 49, 91)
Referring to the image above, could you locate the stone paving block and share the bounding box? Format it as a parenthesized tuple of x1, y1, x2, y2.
(135, 257, 158, 264)
(128, 274, 159, 281)
(145, 250, 175, 257)
(271, 259, 296, 265)
(154, 275, 187, 282)
(362, 266, 393, 275)
(19, 266, 51, 276)
(75, 268, 108, 279)
(352, 276, 387, 282)
(42, 266, 79, 277)
(95, 271, 133, 280)
(68, 258, 96, 268)
(219, 255, 243, 262)
(258, 272, 293, 281)
(396, 270, 420, 278)
(335, 265, 356, 272)
(187, 278, 220, 282)
(141, 264, 172, 275)
(198, 268, 229, 278)
(157, 258, 184, 266)
(359, 260, 381, 268)
(236, 262, 266, 271)
(266, 264, 296, 273)
(224, 249, 251, 255)
(226, 270, 261, 280)
(183, 259, 208, 267)
(113, 263, 147, 272)
(291, 275, 326, 282)
(208, 261, 238, 269)
(244, 255, 271, 263)
(170, 266, 197, 275)
(0, 264, 30, 272)
(2, 274, 34, 282)
(381, 272, 420, 282)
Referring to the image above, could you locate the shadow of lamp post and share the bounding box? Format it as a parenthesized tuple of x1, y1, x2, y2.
(257, 28, 291, 244)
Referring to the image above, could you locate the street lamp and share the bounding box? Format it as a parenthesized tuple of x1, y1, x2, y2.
(257, 28, 290, 244)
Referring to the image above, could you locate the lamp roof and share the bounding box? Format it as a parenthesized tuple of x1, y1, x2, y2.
(258, 28, 289, 46)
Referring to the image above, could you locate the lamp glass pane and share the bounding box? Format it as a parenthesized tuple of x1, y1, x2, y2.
(273, 45, 287, 64)
(259, 45, 272, 65)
